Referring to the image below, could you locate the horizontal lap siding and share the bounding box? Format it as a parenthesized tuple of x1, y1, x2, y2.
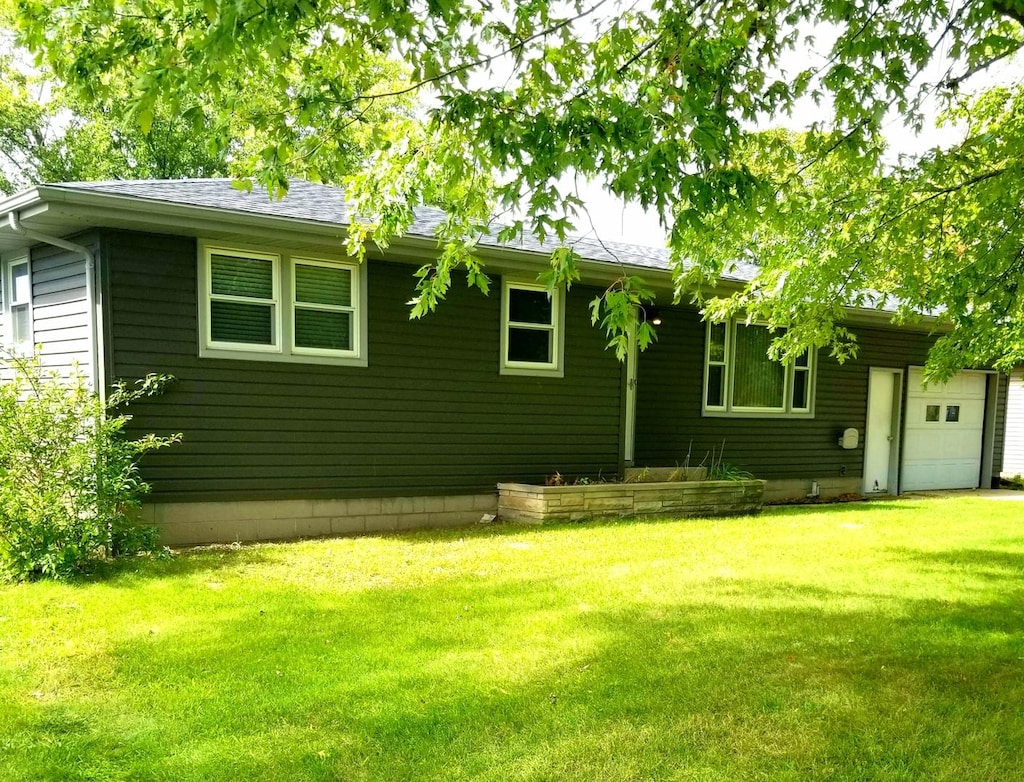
(1003, 370, 1024, 475)
(991, 373, 1008, 476)
(31, 240, 93, 378)
(634, 306, 937, 481)
(105, 231, 622, 502)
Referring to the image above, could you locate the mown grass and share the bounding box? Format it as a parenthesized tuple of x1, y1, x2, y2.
(1, 496, 1023, 781)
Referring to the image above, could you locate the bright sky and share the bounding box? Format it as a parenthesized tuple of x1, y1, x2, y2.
(570, 16, 1024, 248)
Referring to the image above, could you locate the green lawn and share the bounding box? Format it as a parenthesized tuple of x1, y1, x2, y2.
(1, 497, 1023, 781)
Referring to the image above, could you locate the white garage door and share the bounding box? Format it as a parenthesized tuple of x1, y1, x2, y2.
(902, 369, 987, 491)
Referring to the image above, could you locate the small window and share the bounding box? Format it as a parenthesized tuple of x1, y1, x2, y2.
(704, 322, 728, 410)
(501, 280, 563, 376)
(925, 405, 940, 422)
(702, 321, 816, 417)
(208, 250, 279, 350)
(791, 350, 813, 412)
(945, 405, 960, 422)
(3, 256, 32, 352)
(292, 259, 357, 356)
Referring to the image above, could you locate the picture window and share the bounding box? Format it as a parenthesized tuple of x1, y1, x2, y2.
(702, 321, 815, 417)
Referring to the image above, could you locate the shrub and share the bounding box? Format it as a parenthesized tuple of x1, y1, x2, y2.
(0, 351, 181, 581)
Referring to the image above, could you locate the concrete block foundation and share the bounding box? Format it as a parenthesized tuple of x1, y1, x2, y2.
(147, 493, 499, 546)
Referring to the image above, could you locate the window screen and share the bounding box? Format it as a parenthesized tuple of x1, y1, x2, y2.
(209, 253, 276, 346)
(293, 262, 354, 352)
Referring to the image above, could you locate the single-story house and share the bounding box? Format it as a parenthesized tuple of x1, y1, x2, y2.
(0, 179, 1010, 543)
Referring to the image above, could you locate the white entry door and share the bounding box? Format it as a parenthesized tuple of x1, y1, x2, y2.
(864, 369, 900, 493)
(902, 369, 987, 491)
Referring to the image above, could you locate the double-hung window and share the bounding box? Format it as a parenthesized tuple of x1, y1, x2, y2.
(207, 249, 279, 350)
(292, 259, 357, 355)
(200, 244, 366, 366)
(703, 320, 815, 416)
(2, 254, 32, 352)
(500, 280, 564, 377)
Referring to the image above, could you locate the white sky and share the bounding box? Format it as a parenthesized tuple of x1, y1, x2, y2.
(571, 18, 1024, 248)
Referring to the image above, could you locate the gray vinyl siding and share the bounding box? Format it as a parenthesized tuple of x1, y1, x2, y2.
(30, 239, 94, 378)
(104, 230, 623, 502)
(1003, 369, 1024, 475)
(634, 305, 976, 482)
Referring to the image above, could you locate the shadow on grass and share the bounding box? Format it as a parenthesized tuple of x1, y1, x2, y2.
(82, 498, 927, 585)
(5, 567, 1024, 782)
(384, 500, 918, 548)
(77, 545, 277, 588)
(893, 547, 1024, 583)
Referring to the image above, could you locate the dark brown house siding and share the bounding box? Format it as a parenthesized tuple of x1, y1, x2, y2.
(633, 305, 1004, 483)
(102, 230, 623, 502)
(992, 373, 1009, 477)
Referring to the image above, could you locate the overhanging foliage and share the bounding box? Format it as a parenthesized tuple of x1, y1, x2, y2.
(5, 0, 1024, 377)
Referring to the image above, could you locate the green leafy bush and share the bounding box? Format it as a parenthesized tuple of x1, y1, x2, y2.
(0, 351, 181, 581)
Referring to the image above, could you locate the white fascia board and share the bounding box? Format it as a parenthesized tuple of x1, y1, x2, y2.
(0, 187, 45, 215)
(4, 185, 940, 329)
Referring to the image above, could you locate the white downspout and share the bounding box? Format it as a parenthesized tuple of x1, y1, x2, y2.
(6, 211, 105, 404)
(624, 312, 638, 465)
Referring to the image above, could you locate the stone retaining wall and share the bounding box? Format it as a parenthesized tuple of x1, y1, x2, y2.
(498, 479, 766, 523)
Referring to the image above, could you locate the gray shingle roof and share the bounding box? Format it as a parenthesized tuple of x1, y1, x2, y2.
(52, 178, 759, 280)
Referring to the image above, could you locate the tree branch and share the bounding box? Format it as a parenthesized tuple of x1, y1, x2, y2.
(993, 0, 1024, 27)
(918, 166, 1007, 197)
(334, 0, 614, 108)
(940, 41, 1024, 89)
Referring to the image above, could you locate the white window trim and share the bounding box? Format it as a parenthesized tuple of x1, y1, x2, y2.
(198, 242, 368, 367)
(1, 251, 32, 354)
(703, 321, 729, 413)
(791, 353, 813, 414)
(290, 256, 360, 359)
(702, 320, 816, 418)
(500, 279, 565, 378)
(203, 246, 282, 354)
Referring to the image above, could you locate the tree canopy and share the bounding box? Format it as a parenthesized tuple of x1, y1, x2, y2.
(5, 0, 1024, 377)
(0, 33, 227, 193)
(0, 10, 407, 194)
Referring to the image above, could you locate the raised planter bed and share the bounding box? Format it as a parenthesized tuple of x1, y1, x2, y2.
(498, 477, 766, 523)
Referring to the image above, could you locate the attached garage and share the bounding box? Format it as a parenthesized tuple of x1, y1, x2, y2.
(901, 368, 988, 491)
